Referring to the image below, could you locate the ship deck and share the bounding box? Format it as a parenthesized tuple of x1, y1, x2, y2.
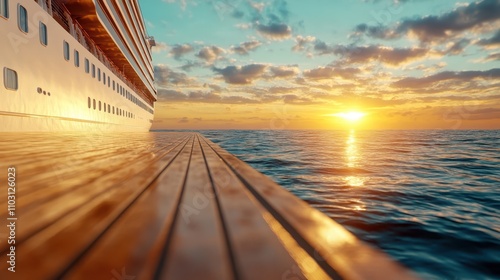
(0, 132, 417, 279)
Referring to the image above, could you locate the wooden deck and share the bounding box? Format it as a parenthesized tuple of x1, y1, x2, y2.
(0, 132, 418, 280)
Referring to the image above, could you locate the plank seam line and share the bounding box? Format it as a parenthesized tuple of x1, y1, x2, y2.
(153, 134, 196, 280)
(200, 136, 344, 280)
(197, 134, 240, 280)
(56, 135, 192, 279)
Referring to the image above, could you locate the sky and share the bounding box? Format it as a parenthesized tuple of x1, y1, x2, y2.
(140, 0, 500, 130)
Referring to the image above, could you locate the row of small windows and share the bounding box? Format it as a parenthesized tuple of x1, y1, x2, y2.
(87, 97, 135, 119)
(63, 40, 152, 114)
(2, 3, 48, 46)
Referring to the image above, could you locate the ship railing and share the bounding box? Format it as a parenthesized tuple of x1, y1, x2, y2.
(50, 0, 70, 32)
(34, 0, 52, 15)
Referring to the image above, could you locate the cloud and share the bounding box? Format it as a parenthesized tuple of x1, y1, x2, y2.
(231, 40, 262, 55)
(235, 23, 252, 29)
(255, 22, 292, 40)
(213, 64, 267, 84)
(477, 30, 500, 48)
(292, 35, 316, 52)
(157, 89, 261, 104)
(157, 89, 187, 100)
(154, 64, 194, 87)
(178, 117, 189, 123)
(196, 46, 226, 63)
(250, 1, 266, 13)
(316, 44, 431, 66)
(482, 53, 500, 62)
(152, 42, 168, 53)
(303, 66, 361, 80)
(282, 94, 319, 105)
(445, 39, 470, 55)
(353, 0, 500, 43)
(392, 68, 500, 89)
(169, 44, 194, 59)
(268, 65, 299, 78)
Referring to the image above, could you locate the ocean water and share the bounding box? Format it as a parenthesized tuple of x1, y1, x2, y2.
(201, 130, 500, 279)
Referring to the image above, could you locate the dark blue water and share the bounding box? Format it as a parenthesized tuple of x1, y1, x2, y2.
(200, 130, 500, 279)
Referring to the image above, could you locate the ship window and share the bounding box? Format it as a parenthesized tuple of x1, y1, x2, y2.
(103, 72, 106, 85)
(93, 99, 96, 110)
(92, 64, 95, 78)
(104, 102, 106, 112)
(63, 41, 70, 61)
(88, 97, 91, 108)
(108, 104, 110, 112)
(18, 5, 27, 33)
(85, 59, 89, 73)
(1, 0, 8, 18)
(74, 50, 80, 67)
(97, 68, 101, 81)
(3, 67, 18, 90)
(107, 76, 110, 87)
(113, 80, 115, 90)
(39, 22, 48, 45)
(99, 101, 101, 111)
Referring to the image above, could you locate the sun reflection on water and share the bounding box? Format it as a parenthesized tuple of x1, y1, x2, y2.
(344, 176, 366, 187)
(343, 129, 368, 188)
(346, 130, 358, 168)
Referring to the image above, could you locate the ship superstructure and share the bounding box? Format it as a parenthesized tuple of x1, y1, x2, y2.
(1, 0, 156, 131)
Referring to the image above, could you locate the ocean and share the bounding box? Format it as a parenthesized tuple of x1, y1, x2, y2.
(201, 130, 500, 279)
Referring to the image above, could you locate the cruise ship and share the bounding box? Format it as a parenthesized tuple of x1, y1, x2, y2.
(0, 0, 156, 132)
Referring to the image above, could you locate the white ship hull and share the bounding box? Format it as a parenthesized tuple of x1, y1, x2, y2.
(1, 0, 155, 132)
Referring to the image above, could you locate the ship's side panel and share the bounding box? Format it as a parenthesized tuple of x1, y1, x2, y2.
(0, 0, 154, 132)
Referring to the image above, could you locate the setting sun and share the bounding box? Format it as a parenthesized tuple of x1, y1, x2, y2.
(332, 112, 366, 122)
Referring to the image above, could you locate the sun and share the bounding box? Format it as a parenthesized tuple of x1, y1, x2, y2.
(332, 111, 366, 122)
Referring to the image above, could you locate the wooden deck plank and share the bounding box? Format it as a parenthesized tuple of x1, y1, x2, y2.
(157, 135, 233, 280)
(198, 134, 310, 280)
(0, 135, 191, 279)
(0, 133, 186, 189)
(62, 135, 195, 280)
(0, 137, 188, 252)
(0, 136, 185, 217)
(0, 133, 187, 198)
(201, 134, 419, 280)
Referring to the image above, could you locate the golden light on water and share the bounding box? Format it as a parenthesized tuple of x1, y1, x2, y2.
(344, 130, 368, 188)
